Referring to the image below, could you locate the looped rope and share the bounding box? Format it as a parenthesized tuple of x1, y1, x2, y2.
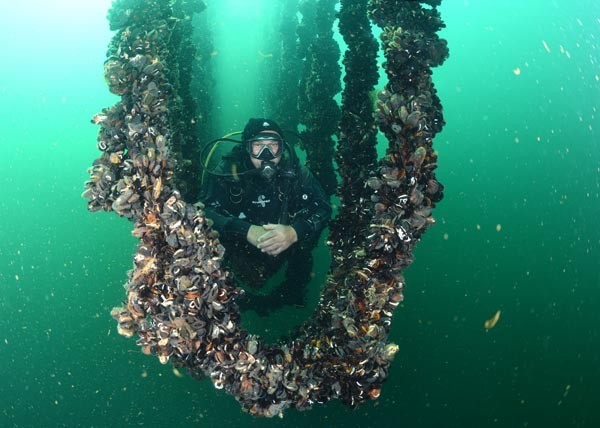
(84, 0, 447, 418)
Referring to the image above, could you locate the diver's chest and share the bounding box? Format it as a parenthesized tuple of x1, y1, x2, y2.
(233, 184, 283, 221)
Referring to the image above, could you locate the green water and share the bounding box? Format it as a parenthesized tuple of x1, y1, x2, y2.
(1, 0, 599, 426)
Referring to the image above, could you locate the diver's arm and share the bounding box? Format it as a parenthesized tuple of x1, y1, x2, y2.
(290, 167, 332, 243)
(199, 164, 252, 240)
(203, 205, 252, 239)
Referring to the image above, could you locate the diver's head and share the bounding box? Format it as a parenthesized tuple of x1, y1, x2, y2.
(243, 118, 285, 176)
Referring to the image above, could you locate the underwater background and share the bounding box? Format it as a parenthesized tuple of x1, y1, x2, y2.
(0, 0, 599, 427)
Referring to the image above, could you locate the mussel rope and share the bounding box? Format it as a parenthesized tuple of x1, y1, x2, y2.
(84, 0, 447, 418)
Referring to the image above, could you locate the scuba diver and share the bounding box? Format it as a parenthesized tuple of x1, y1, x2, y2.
(199, 118, 332, 316)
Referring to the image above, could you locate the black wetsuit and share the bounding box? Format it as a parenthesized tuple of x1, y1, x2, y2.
(199, 145, 331, 313)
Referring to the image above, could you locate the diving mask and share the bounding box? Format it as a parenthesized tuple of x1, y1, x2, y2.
(247, 133, 283, 161)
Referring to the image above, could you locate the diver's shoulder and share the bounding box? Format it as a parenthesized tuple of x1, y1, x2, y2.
(298, 164, 317, 179)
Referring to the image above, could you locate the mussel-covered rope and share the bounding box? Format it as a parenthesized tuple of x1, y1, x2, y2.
(329, 0, 380, 272)
(168, 0, 207, 201)
(83, 0, 447, 418)
(298, 0, 341, 196)
(267, 0, 302, 139)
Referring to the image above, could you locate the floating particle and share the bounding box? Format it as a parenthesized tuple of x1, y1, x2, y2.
(476, 224, 481, 230)
(559, 45, 571, 58)
(443, 233, 449, 240)
(172, 367, 184, 378)
(513, 67, 521, 75)
(496, 224, 502, 232)
(141, 370, 148, 378)
(4, 339, 7, 345)
(484, 310, 501, 329)
(542, 40, 550, 53)
(15, 275, 19, 281)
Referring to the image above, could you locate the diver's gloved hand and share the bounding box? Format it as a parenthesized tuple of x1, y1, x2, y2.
(257, 224, 298, 256)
